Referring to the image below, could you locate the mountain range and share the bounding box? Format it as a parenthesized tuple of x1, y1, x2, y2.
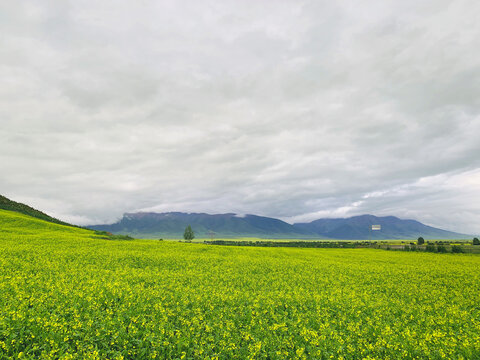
(0, 194, 471, 240)
(89, 212, 470, 240)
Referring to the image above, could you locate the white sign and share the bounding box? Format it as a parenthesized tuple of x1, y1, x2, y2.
(371, 225, 381, 230)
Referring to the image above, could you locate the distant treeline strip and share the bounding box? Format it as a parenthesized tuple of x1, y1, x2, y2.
(93, 231, 134, 241)
(204, 240, 372, 248)
(205, 240, 480, 253)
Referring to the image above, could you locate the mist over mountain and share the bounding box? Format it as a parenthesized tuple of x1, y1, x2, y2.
(89, 212, 470, 240)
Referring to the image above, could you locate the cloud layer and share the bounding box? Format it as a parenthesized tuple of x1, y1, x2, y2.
(1, 0, 479, 233)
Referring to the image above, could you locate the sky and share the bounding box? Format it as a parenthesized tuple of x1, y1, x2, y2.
(1, 0, 479, 234)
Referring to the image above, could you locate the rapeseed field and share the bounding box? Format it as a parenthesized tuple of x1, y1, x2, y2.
(1, 209, 479, 359)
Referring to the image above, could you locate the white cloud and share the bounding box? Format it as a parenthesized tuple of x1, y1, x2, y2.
(1, 0, 479, 234)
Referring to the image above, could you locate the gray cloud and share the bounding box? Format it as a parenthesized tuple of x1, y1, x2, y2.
(1, 0, 479, 234)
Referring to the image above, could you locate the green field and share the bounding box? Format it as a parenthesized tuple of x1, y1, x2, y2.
(1, 209, 480, 359)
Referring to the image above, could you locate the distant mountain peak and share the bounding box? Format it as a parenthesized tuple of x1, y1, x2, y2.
(294, 214, 469, 240)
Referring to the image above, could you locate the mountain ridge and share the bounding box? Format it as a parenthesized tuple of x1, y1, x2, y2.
(90, 212, 316, 239)
(1, 193, 470, 240)
(89, 212, 471, 240)
(293, 214, 468, 240)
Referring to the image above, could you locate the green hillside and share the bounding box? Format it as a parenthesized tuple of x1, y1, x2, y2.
(0, 209, 99, 241)
(0, 194, 74, 227)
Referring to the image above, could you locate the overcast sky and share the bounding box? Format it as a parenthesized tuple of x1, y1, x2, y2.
(1, 0, 479, 234)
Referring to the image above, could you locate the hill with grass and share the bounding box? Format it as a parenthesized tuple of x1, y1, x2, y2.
(0, 194, 74, 227)
(0, 208, 98, 241)
(0, 206, 134, 243)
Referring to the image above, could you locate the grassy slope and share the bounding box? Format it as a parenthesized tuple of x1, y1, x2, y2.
(1, 210, 480, 359)
(0, 209, 99, 240)
(0, 195, 74, 227)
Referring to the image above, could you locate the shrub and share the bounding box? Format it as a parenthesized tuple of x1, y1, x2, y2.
(473, 238, 480, 245)
(437, 245, 447, 253)
(425, 244, 436, 252)
(110, 234, 134, 240)
(417, 237, 425, 245)
(451, 246, 464, 253)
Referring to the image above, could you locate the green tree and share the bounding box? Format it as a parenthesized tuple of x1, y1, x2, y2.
(183, 225, 195, 241)
(473, 238, 480, 245)
(417, 237, 425, 245)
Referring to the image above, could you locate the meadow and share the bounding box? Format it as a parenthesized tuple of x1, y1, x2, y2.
(1, 209, 480, 359)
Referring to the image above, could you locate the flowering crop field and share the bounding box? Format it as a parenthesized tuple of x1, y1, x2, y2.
(1, 210, 480, 359)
